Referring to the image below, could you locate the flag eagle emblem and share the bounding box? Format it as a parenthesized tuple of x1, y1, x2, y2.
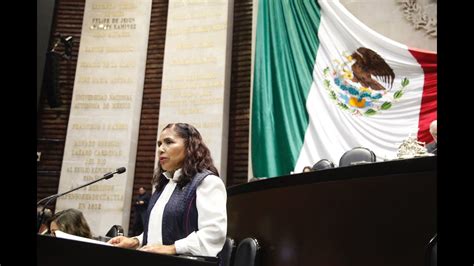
(322, 47, 410, 116)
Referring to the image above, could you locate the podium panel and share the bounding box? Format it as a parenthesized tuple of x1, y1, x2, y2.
(227, 157, 437, 266)
(37, 235, 218, 266)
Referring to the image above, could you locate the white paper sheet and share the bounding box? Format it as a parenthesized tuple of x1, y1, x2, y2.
(54, 230, 112, 246)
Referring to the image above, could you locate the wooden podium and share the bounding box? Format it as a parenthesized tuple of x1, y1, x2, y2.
(227, 156, 437, 266)
(37, 235, 218, 266)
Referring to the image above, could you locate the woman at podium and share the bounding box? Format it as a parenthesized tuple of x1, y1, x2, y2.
(108, 123, 227, 257)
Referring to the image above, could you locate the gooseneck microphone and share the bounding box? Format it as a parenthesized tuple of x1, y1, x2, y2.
(36, 167, 126, 232)
(103, 167, 126, 180)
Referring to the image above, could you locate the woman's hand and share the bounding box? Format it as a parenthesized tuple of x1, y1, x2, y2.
(107, 236, 139, 249)
(139, 244, 176, 255)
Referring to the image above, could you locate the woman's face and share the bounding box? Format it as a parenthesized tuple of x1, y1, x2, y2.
(157, 128, 186, 172)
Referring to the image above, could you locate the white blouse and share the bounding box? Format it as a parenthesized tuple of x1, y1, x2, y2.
(135, 169, 227, 256)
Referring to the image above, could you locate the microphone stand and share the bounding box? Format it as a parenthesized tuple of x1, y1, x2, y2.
(36, 168, 125, 233)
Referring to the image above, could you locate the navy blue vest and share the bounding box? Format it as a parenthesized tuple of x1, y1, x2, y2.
(142, 170, 211, 246)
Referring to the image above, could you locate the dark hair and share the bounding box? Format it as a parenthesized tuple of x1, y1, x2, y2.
(153, 123, 219, 190)
(50, 208, 92, 238)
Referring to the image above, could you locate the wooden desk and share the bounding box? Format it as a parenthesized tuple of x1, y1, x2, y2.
(227, 157, 436, 266)
(37, 235, 218, 266)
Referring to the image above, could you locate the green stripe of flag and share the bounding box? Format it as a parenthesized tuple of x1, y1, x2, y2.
(252, 0, 321, 177)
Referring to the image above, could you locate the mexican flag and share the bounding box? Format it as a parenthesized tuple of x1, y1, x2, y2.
(251, 0, 437, 178)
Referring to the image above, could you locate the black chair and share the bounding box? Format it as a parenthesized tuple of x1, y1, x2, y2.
(233, 238, 260, 266)
(425, 234, 437, 266)
(338, 147, 376, 167)
(311, 159, 335, 171)
(218, 237, 236, 266)
(105, 225, 124, 237)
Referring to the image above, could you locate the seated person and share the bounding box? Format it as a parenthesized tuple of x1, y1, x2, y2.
(37, 206, 53, 235)
(49, 208, 92, 238)
(425, 120, 437, 155)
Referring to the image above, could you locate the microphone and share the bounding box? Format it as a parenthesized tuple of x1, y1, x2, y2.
(36, 167, 126, 232)
(103, 167, 126, 180)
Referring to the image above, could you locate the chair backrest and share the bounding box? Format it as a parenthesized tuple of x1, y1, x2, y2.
(311, 159, 335, 171)
(219, 237, 236, 266)
(105, 225, 124, 237)
(233, 238, 260, 266)
(425, 234, 437, 266)
(339, 147, 376, 167)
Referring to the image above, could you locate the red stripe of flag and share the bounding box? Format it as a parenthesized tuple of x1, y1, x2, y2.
(409, 48, 437, 143)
